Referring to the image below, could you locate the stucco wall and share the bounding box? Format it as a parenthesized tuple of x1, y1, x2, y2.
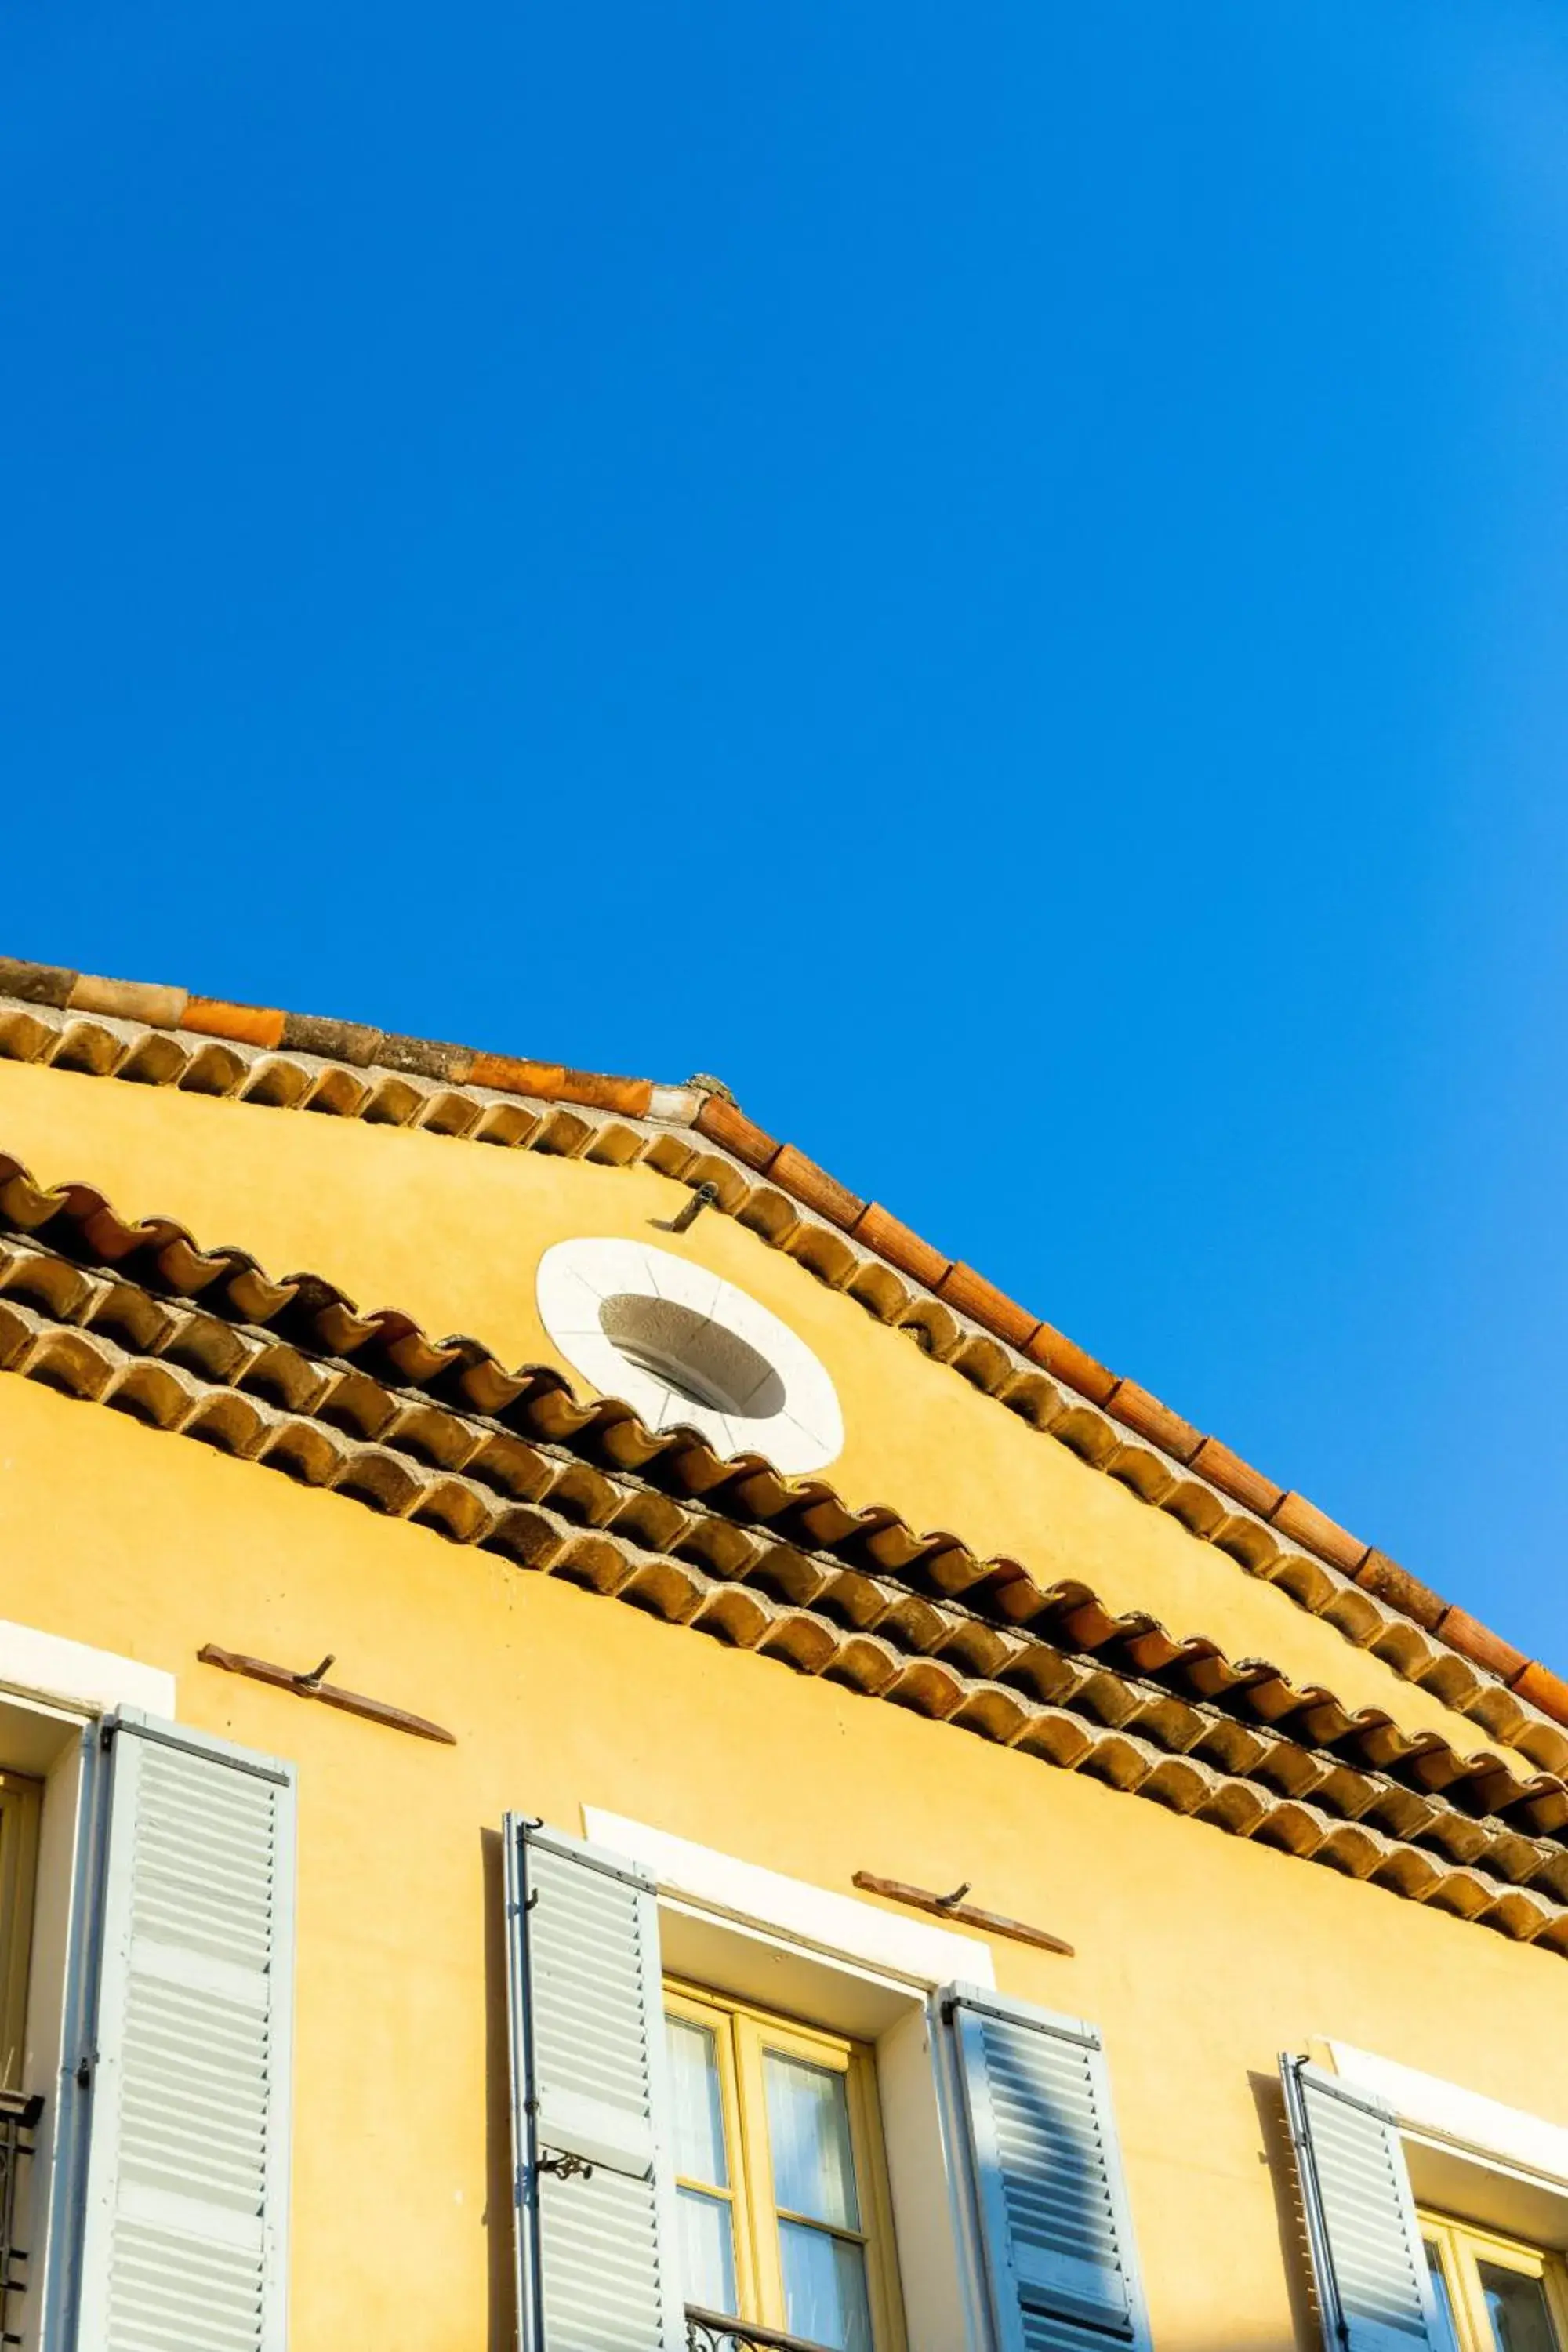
(0, 1372, 1562, 2351)
(0, 1054, 1515, 1764)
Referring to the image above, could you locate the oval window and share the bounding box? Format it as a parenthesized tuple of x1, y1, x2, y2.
(535, 1240, 844, 1473)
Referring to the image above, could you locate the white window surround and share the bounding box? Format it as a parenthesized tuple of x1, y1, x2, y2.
(583, 1809, 994, 2352)
(0, 1625, 175, 2352)
(1328, 2041, 1568, 2251)
(0, 1619, 173, 1722)
(537, 1240, 844, 1473)
(583, 1808, 993, 1994)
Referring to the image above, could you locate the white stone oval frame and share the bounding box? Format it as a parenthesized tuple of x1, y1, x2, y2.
(535, 1239, 844, 1475)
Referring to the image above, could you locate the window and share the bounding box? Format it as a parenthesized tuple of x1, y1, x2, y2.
(663, 1981, 906, 2352)
(0, 1770, 40, 2094)
(535, 1240, 844, 1472)
(1423, 2213, 1568, 2352)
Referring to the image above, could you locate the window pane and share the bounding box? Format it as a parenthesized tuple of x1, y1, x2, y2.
(666, 2015, 728, 2187)
(779, 2218, 873, 2352)
(1478, 2263, 1560, 2352)
(764, 2051, 859, 2229)
(676, 2186, 739, 2318)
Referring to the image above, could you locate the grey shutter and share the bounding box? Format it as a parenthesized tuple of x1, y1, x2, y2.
(1281, 2057, 1446, 2352)
(504, 1815, 683, 2352)
(72, 1710, 297, 2352)
(942, 1981, 1152, 2352)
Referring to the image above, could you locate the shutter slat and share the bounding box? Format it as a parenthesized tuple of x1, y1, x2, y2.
(504, 1817, 684, 2352)
(71, 1715, 296, 2352)
(1280, 2058, 1444, 2352)
(942, 1984, 1152, 2352)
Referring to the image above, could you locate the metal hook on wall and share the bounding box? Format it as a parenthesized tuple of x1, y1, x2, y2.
(656, 1181, 720, 1235)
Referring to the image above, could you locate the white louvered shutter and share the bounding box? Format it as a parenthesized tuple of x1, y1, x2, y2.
(503, 1816, 684, 2352)
(71, 1711, 297, 2352)
(1281, 2058, 1446, 2352)
(942, 1983, 1152, 2352)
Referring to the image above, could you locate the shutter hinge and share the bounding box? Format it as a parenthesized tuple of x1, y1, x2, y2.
(73, 2050, 97, 2092)
(515, 2152, 594, 2201)
(97, 1720, 118, 1752)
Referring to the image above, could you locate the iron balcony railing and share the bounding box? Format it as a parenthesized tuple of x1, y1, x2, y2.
(0, 2090, 42, 2349)
(684, 2306, 842, 2352)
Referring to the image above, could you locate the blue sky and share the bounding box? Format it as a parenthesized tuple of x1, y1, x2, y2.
(6, 2, 1568, 1658)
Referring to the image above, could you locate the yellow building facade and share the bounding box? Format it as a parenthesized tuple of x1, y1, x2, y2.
(0, 955, 1566, 2352)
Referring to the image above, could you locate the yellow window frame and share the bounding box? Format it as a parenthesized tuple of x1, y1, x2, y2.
(1421, 2209, 1568, 2351)
(0, 1771, 41, 2094)
(664, 1978, 907, 2351)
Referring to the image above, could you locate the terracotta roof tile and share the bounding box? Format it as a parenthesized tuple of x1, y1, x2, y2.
(0, 956, 74, 1008)
(1354, 1550, 1448, 1633)
(180, 996, 286, 1050)
(694, 1092, 782, 1173)
(1189, 1436, 1285, 1521)
(1268, 1491, 1370, 1577)
(1105, 1380, 1204, 1464)
(466, 1050, 567, 1098)
(938, 1263, 1042, 1352)
(281, 1011, 384, 1066)
(850, 1203, 952, 1290)
(1022, 1319, 1120, 1406)
(376, 1034, 476, 1084)
(1436, 1607, 1532, 1690)
(768, 1145, 865, 1232)
(557, 1069, 655, 1118)
(69, 974, 187, 1028)
(1514, 1660, 1568, 1722)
